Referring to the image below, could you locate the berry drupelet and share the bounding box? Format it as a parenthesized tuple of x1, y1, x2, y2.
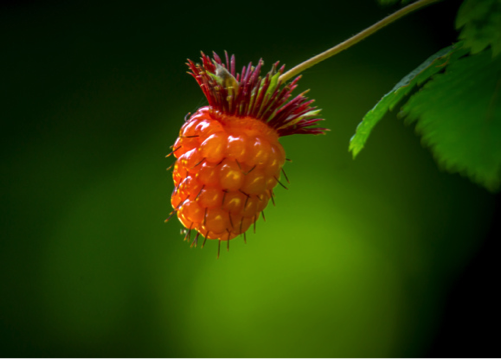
(167, 52, 328, 251)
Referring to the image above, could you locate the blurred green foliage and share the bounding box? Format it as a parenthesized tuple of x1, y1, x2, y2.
(351, 0, 501, 191)
(402, 48, 501, 191)
(0, 0, 499, 357)
(457, 0, 501, 55)
(349, 43, 468, 157)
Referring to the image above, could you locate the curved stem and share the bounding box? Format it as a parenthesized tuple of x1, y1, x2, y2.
(279, 0, 442, 83)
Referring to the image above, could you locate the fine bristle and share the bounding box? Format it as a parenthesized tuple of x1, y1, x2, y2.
(281, 168, 290, 184)
(191, 232, 200, 248)
(202, 232, 208, 248)
(187, 52, 328, 137)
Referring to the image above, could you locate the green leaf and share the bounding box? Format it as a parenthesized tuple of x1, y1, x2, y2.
(456, 0, 501, 56)
(349, 43, 468, 157)
(401, 50, 501, 191)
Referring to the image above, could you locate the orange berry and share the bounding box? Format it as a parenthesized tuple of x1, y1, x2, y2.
(199, 133, 227, 163)
(196, 162, 220, 186)
(181, 200, 204, 224)
(247, 136, 270, 166)
(198, 187, 223, 208)
(241, 195, 259, 218)
(220, 159, 245, 191)
(222, 191, 246, 214)
(204, 207, 228, 234)
(171, 109, 282, 240)
(167, 52, 328, 249)
(256, 193, 270, 213)
(179, 149, 203, 174)
(226, 134, 248, 162)
(241, 169, 266, 195)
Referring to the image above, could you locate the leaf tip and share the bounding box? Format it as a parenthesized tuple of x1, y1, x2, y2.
(348, 137, 362, 159)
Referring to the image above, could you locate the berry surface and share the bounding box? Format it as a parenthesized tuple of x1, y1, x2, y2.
(171, 106, 286, 241)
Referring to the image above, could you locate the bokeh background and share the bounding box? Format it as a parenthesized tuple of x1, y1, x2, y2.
(1, 0, 500, 357)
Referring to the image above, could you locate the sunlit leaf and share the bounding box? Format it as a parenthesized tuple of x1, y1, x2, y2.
(456, 0, 501, 56)
(349, 43, 467, 157)
(401, 50, 501, 191)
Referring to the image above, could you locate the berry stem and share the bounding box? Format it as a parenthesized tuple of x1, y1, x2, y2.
(279, 0, 442, 83)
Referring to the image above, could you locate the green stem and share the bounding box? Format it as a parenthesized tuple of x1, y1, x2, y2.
(279, 0, 442, 83)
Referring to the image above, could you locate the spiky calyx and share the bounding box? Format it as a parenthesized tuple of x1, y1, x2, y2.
(187, 52, 328, 137)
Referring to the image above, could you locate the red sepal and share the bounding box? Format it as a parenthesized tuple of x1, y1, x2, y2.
(187, 52, 328, 137)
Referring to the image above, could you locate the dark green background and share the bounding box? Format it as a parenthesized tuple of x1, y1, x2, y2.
(1, 0, 499, 357)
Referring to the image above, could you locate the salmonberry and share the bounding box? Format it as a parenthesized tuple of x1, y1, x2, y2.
(167, 51, 328, 252)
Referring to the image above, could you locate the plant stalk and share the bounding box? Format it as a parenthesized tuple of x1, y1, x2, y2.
(279, 0, 442, 83)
